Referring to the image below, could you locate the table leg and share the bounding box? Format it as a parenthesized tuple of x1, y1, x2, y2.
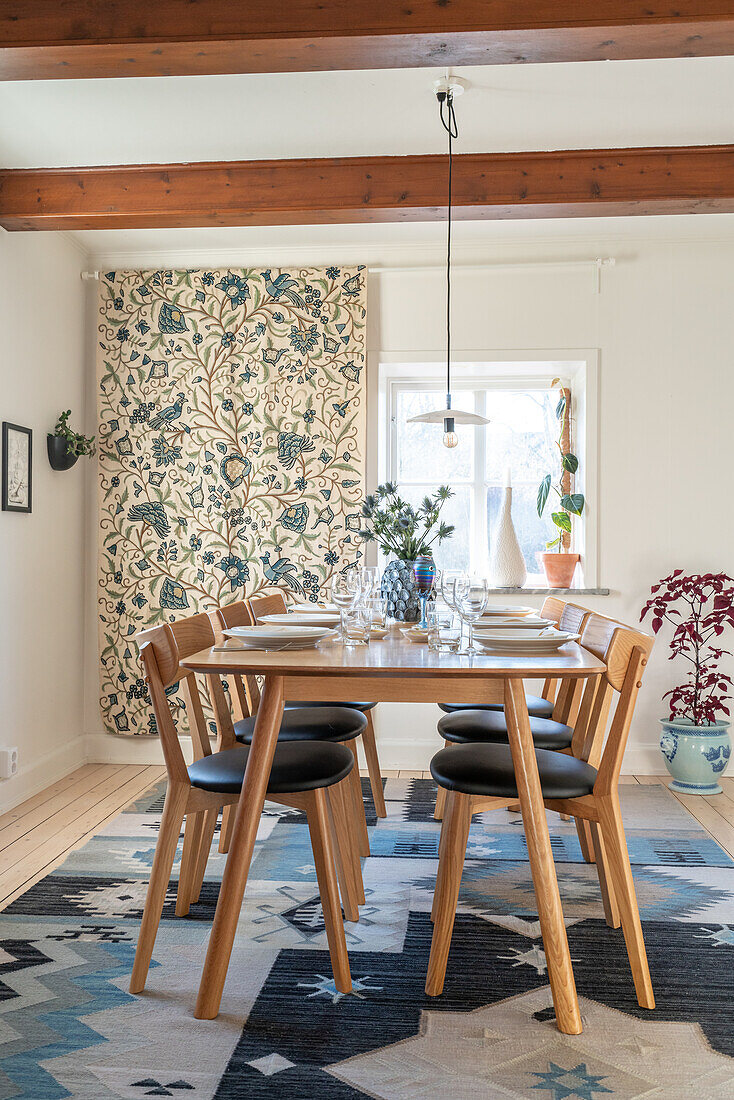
(194, 674, 284, 1019)
(504, 677, 582, 1035)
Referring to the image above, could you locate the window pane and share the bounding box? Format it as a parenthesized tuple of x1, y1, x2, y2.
(393, 484, 471, 573)
(485, 391, 557, 485)
(395, 390, 474, 482)
(487, 483, 550, 573)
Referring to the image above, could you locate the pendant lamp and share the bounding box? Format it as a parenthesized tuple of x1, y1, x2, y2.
(408, 77, 490, 448)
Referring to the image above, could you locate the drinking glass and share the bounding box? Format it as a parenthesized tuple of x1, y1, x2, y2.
(367, 595, 388, 628)
(427, 608, 461, 653)
(342, 605, 371, 647)
(455, 576, 489, 655)
(331, 568, 362, 638)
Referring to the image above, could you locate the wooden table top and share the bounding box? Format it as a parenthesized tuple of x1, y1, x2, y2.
(181, 635, 606, 680)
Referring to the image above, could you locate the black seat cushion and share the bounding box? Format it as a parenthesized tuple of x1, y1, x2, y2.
(430, 742, 597, 800)
(438, 709, 573, 751)
(285, 700, 376, 712)
(188, 741, 354, 795)
(234, 706, 366, 745)
(438, 694, 554, 719)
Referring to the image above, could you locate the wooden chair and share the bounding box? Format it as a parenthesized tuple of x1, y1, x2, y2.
(425, 617, 655, 1011)
(129, 612, 363, 997)
(434, 601, 591, 821)
(219, 593, 387, 825)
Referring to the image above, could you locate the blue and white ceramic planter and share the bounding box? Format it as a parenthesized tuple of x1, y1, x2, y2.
(659, 718, 731, 795)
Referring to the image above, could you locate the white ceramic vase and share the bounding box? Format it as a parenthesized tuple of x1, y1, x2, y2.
(489, 486, 527, 588)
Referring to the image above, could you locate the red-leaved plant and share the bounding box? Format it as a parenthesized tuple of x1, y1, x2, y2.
(641, 572, 734, 726)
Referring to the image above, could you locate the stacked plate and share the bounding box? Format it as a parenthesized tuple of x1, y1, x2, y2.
(472, 626, 579, 654)
(477, 604, 537, 622)
(260, 610, 340, 628)
(222, 624, 334, 650)
(292, 602, 338, 614)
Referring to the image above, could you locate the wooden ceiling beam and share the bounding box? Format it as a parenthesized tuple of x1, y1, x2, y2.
(2, 146, 734, 231)
(2, 2, 734, 79)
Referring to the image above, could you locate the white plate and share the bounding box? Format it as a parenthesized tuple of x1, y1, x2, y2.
(477, 616, 553, 629)
(401, 625, 428, 638)
(369, 626, 389, 639)
(260, 612, 340, 627)
(224, 624, 332, 643)
(474, 632, 579, 653)
(474, 627, 560, 642)
(291, 602, 338, 614)
(478, 605, 537, 618)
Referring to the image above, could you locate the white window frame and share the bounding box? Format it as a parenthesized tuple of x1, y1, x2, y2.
(374, 350, 599, 588)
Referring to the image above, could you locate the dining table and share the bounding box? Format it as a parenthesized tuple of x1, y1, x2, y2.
(181, 630, 606, 1034)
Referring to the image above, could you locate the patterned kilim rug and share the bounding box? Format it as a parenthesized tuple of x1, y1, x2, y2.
(1, 778, 734, 1099)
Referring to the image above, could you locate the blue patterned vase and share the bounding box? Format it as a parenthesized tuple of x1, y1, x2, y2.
(413, 554, 437, 628)
(381, 559, 422, 622)
(659, 718, 731, 795)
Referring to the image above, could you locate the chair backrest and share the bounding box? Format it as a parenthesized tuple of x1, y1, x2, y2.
(135, 613, 216, 784)
(248, 591, 288, 622)
(573, 613, 653, 793)
(217, 599, 254, 629)
(213, 600, 260, 717)
(540, 596, 565, 626)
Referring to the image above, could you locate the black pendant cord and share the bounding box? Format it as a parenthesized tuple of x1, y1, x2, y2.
(439, 92, 458, 406)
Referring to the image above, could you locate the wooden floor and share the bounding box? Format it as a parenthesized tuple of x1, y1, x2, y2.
(0, 765, 732, 913)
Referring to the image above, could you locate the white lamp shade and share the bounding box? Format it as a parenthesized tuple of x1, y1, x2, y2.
(407, 407, 490, 426)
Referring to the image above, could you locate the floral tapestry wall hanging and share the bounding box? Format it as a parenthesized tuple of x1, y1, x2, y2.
(97, 267, 366, 736)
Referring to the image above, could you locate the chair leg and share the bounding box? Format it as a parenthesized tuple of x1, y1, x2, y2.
(361, 711, 386, 818)
(347, 744, 370, 857)
(426, 791, 472, 997)
(326, 780, 362, 920)
(589, 819, 620, 929)
(218, 804, 235, 854)
(191, 808, 219, 905)
(305, 788, 352, 994)
(130, 782, 188, 993)
(176, 811, 205, 917)
(596, 795, 655, 1009)
(576, 817, 596, 863)
(434, 784, 447, 821)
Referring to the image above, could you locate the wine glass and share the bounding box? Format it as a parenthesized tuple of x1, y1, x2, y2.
(359, 566, 379, 602)
(455, 576, 489, 655)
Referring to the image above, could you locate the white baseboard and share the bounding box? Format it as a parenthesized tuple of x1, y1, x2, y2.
(621, 743, 667, 775)
(0, 735, 87, 816)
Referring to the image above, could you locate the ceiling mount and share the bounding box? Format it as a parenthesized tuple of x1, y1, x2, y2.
(432, 75, 468, 100)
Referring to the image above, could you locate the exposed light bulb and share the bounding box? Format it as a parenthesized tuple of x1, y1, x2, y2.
(443, 430, 458, 449)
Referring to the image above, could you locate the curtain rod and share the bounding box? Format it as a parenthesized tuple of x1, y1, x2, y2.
(81, 256, 615, 292)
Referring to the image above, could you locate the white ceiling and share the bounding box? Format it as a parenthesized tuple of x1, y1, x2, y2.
(1, 57, 734, 169)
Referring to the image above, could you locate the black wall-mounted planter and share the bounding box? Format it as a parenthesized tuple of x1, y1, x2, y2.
(47, 435, 79, 471)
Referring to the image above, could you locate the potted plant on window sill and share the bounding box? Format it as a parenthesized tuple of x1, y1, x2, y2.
(359, 483, 454, 622)
(641, 571, 733, 795)
(536, 381, 584, 589)
(47, 410, 96, 471)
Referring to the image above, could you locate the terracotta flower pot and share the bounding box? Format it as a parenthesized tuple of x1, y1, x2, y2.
(537, 551, 580, 589)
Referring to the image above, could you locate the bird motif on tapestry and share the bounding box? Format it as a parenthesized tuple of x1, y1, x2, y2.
(276, 431, 316, 470)
(127, 501, 171, 539)
(260, 270, 307, 311)
(259, 551, 304, 594)
(149, 393, 186, 431)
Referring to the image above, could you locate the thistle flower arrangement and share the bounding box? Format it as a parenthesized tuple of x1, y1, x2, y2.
(359, 482, 455, 561)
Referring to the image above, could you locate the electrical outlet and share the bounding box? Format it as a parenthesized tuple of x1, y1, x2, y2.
(0, 748, 18, 779)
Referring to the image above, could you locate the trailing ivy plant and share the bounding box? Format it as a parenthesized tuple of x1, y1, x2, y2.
(536, 380, 584, 551)
(359, 482, 454, 561)
(50, 410, 96, 457)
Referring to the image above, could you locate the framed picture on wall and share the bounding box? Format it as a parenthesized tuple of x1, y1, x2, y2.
(2, 422, 32, 513)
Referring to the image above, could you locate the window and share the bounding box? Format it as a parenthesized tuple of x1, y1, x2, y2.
(379, 357, 595, 585)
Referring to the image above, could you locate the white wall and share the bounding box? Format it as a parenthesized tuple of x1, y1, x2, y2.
(80, 219, 734, 773)
(0, 230, 87, 811)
